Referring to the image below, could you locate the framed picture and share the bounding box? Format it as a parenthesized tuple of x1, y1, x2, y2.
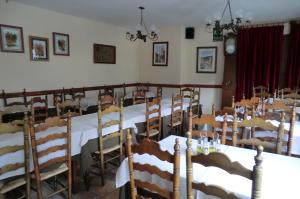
(0, 24, 24, 53)
(53, 32, 70, 56)
(29, 36, 49, 61)
(93, 44, 116, 64)
(196, 46, 217, 73)
(152, 42, 168, 66)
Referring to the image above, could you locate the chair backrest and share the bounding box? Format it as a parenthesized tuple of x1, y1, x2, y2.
(0, 117, 30, 198)
(170, 94, 183, 128)
(29, 116, 71, 199)
(2, 89, 27, 107)
(253, 85, 269, 99)
(232, 111, 285, 154)
(186, 132, 263, 199)
(180, 87, 194, 99)
(126, 130, 180, 199)
(62, 87, 73, 101)
(30, 95, 48, 123)
(99, 86, 114, 98)
(261, 103, 296, 156)
(188, 106, 227, 144)
(157, 87, 163, 98)
(136, 83, 149, 92)
(99, 94, 115, 111)
(72, 87, 85, 101)
(53, 92, 63, 107)
(56, 99, 82, 118)
(98, 102, 123, 159)
(145, 97, 162, 140)
(189, 88, 201, 118)
(133, 90, 146, 105)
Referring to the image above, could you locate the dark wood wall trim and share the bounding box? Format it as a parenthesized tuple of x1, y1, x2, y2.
(0, 83, 222, 99)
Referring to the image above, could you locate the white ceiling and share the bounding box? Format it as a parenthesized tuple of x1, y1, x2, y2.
(14, 0, 300, 27)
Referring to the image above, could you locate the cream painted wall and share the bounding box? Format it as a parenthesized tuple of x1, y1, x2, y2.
(180, 26, 224, 113)
(139, 26, 224, 113)
(0, 1, 140, 93)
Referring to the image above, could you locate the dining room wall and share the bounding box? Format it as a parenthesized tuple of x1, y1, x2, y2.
(139, 26, 224, 113)
(0, 1, 140, 93)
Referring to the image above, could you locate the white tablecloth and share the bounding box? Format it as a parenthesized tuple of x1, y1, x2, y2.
(116, 135, 300, 199)
(0, 98, 190, 181)
(124, 91, 156, 100)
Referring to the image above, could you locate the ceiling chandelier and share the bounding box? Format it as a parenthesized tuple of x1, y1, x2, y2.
(126, 7, 158, 42)
(206, 0, 251, 39)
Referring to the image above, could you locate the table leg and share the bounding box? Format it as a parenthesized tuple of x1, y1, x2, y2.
(71, 158, 81, 193)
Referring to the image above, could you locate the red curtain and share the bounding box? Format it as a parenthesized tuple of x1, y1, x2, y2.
(285, 23, 300, 88)
(235, 26, 284, 101)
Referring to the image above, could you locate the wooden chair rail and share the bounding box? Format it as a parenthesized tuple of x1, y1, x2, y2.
(0, 82, 222, 99)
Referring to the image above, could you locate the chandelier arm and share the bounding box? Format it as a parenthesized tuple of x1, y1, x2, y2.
(221, 0, 229, 21)
(227, 0, 234, 22)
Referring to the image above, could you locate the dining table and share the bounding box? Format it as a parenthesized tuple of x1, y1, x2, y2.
(0, 97, 190, 181)
(116, 135, 300, 199)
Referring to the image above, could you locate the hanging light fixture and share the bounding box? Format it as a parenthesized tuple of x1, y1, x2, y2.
(206, 0, 251, 40)
(126, 6, 158, 42)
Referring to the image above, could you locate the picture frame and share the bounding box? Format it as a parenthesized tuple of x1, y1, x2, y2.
(29, 36, 49, 61)
(93, 43, 116, 64)
(53, 32, 70, 56)
(196, 46, 217, 73)
(152, 42, 168, 66)
(0, 24, 24, 53)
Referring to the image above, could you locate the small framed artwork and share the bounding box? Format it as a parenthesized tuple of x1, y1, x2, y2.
(152, 42, 168, 66)
(93, 43, 116, 64)
(29, 36, 49, 61)
(196, 46, 217, 73)
(0, 24, 24, 53)
(53, 32, 70, 56)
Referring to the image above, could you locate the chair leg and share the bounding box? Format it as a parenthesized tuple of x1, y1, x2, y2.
(100, 154, 105, 186)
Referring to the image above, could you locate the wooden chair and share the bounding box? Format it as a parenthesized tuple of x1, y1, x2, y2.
(260, 102, 296, 156)
(99, 86, 114, 98)
(126, 130, 180, 199)
(2, 89, 27, 107)
(29, 116, 72, 199)
(232, 111, 285, 154)
(53, 92, 63, 107)
(133, 90, 146, 105)
(0, 117, 30, 199)
(169, 94, 183, 135)
(186, 132, 263, 199)
(188, 105, 227, 144)
(56, 99, 82, 118)
(92, 102, 123, 186)
(138, 97, 162, 141)
(98, 94, 115, 111)
(136, 83, 149, 92)
(71, 87, 85, 101)
(30, 95, 48, 124)
(62, 87, 73, 101)
(253, 85, 269, 99)
(189, 88, 201, 119)
(157, 87, 162, 98)
(180, 87, 194, 100)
